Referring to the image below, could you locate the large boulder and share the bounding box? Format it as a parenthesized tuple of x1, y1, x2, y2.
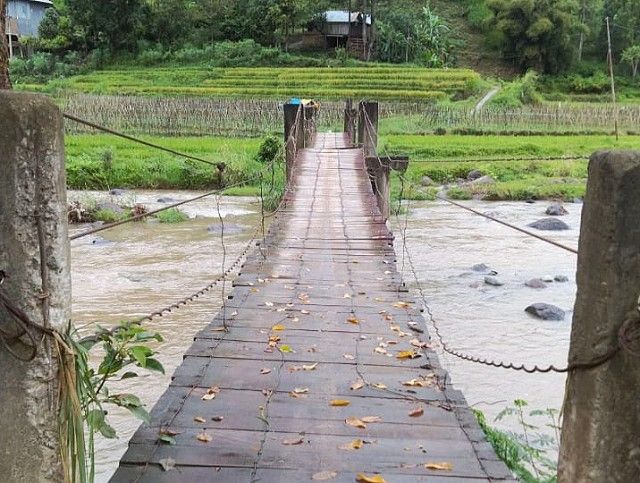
(527, 218, 570, 231)
(554, 275, 569, 283)
(95, 201, 124, 214)
(545, 203, 568, 216)
(420, 176, 435, 187)
(467, 169, 484, 181)
(472, 263, 491, 273)
(471, 175, 496, 185)
(525, 303, 565, 321)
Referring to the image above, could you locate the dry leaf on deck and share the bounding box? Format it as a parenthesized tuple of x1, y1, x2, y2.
(271, 324, 285, 331)
(346, 315, 360, 325)
(343, 354, 356, 360)
(330, 399, 350, 407)
(356, 473, 386, 483)
(410, 338, 428, 348)
(393, 301, 410, 309)
(374, 347, 387, 355)
(211, 416, 224, 422)
(372, 383, 387, 390)
(361, 416, 382, 423)
(193, 416, 206, 423)
(282, 437, 304, 446)
(345, 417, 367, 429)
(197, 432, 212, 443)
(202, 386, 220, 401)
(409, 407, 424, 417)
(279, 344, 294, 353)
(301, 310, 311, 315)
(425, 462, 453, 471)
(339, 439, 363, 450)
(312, 471, 338, 481)
(260, 368, 272, 375)
(265, 301, 274, 307)
(303, 363, 318, 371)
(159, 457, 176, 472)
(402, 378, 432, 388)
(350, 380, 365, 391)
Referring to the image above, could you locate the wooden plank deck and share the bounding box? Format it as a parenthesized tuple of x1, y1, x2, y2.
(111, 133, 514, 482)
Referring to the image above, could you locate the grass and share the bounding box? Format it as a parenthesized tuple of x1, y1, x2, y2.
(385, 134, 640, 201)
(36, 66, 482, 101)
(65, 134, 262, 190)
(156, 208, 188, 223)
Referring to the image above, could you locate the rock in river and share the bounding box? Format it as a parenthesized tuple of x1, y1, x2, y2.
(554, 275, 569, 283)
(470, 175, 495, 185)
(467, 169, 483, 181)
(527, 218, 570, 231)
(525, 303, 565, 321)
(472, 263, 490, 273)
(420, 176, 435, 187)
(157, 196, 177, 203)
(525, 278, 547, 289)
(545, 203, 568, 216)
(109, 188, 127, 196)
(484, 276, 504, 286)
(208, 223, 247, 235)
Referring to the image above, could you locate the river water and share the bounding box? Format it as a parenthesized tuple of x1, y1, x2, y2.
(68, 190, 580, 481)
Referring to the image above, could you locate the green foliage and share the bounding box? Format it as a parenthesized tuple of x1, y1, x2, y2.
(475, 403, 559, 483)
(376, 5, 459, 66)
(491, 71, 543, 106)
(446, 186, 474, 199)
(256, 136, 283, 164)
(487, 0, 580, 74)
(156, 208, 188, 223)
(60, 322, 164, 482)
(621, 45, 640, 77)
(93, 209, 125, 223)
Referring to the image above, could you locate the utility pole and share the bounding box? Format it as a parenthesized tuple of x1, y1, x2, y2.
(605, 16, 619, 140)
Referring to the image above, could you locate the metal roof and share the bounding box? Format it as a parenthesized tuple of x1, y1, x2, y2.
(8, 0, 53, 4)
(324, 10, 372, 25)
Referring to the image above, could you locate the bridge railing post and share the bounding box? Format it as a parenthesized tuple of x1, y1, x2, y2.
(0, 91, 70, 481)
(283, 103, 301, 183)
(344, 99, 357, 145)
(558, 151, 640, 482)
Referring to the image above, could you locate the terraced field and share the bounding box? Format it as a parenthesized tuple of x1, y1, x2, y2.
(56, 66, 481, 101)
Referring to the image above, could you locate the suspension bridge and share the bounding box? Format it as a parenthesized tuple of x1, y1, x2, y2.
(108, 106, 515, 482)
(2, 92, 639, 483)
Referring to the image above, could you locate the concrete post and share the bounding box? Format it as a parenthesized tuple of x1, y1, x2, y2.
(358, 101, 378, 157)
(303, 104, 315, 148)
(0, 92, 70, 482)
(558, 150, 640, 482)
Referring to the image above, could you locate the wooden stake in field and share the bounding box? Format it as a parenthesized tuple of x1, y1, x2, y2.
(0, 0, 12, 89)
(605, 16, 618, 140)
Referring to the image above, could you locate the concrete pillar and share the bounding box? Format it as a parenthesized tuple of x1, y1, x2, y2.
(0, 92, 70, 482)
(358, 101, 378, 157)
(558, 150, 640, 482)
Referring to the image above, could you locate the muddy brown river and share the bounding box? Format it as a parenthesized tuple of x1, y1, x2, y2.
(68, 190, 579, 481)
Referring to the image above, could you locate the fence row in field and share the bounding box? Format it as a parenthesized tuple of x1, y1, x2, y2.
(60, 94, 634, 137)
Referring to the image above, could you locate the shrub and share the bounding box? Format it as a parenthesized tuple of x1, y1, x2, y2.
(256, 136, 283, 164)
(156, 208, 188, 223)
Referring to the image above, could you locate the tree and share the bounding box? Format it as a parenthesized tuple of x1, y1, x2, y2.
(0, 0, 11, 89)
(487, 0, 581, 74)
(622, 45, 640, 76)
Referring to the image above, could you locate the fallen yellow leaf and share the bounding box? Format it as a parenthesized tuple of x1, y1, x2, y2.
(393, 301, 410, 309)
(425, 462, 453, 471)
(345, 417, 367, 429)
(339, 439, 363, 450)
(346, 315, 360, 325)
(402, 378, 432, 387)
(279, 344, 294, 353)
(271, 324, 285, 331)
(196, 432, 212, 443)
(396, 350, 421, 360)
(330, 399, 350, 407)
(356, 473, 386, 483)
(193, 416, 206, 423)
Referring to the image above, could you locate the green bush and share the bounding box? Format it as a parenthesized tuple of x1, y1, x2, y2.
(256, 136, 282, 164)
(156, 208, 188, 223)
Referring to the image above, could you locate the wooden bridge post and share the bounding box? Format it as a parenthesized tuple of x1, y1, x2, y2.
(358, 101, 378, 156)
(0, 92, 70, 481)
(283, 103, 300, 182)
(344, 99, 357, 145)
(558, 151, 640, 482)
